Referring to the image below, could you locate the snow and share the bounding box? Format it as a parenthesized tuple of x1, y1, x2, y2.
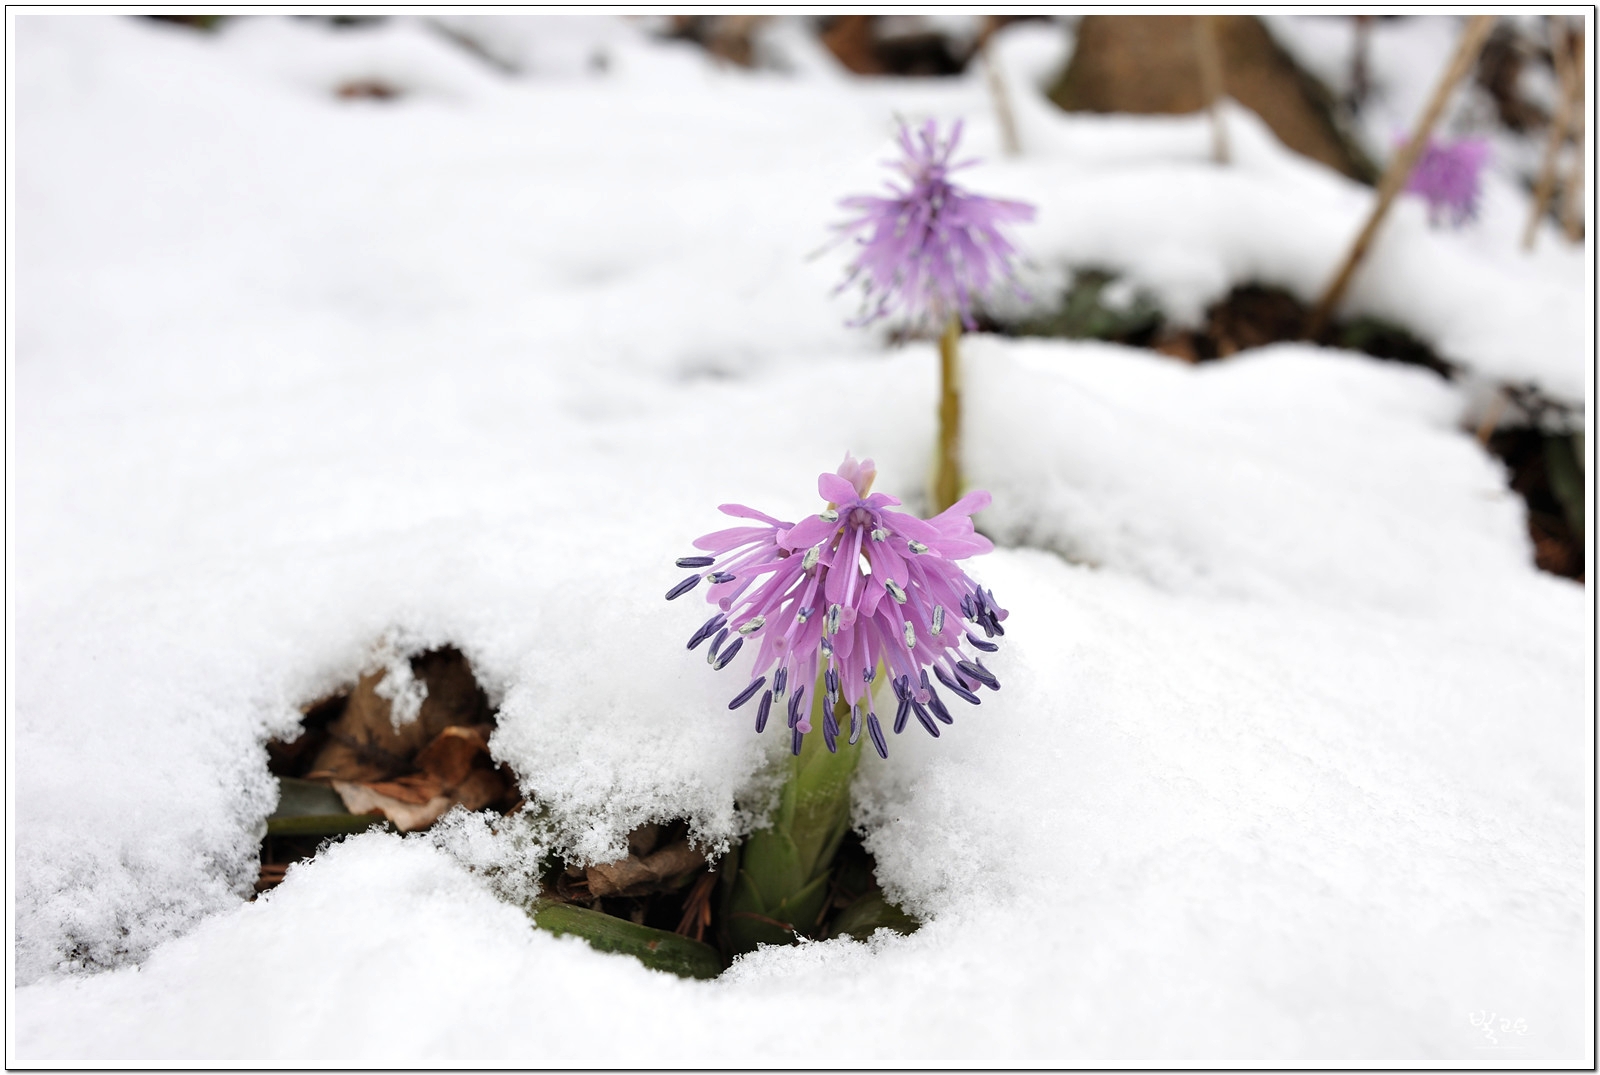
(8, 12, 1592, 1067)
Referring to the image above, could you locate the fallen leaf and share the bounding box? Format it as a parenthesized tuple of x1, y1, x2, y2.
(306, 647, 491, 783)
(332, 780, 453, 832)
(586, 839, 708, 898)
(363, 772, 445, 806)
(413, 724, 493, 788)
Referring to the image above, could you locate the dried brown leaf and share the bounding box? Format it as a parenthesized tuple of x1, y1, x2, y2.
(307, 648, 491, 783)
(332, 780, 451, 832)
(413, 724, 492, 789)
(585, 839, 708, 898)
(363, 772, 446, 805)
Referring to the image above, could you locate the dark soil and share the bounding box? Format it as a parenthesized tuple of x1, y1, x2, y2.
(1485, 429, 1586, 581)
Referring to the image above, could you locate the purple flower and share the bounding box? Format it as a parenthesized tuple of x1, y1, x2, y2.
(1403, 135, 1491, 227)
(836, 119, 1035, 329)
(666, 453, 1008, 759)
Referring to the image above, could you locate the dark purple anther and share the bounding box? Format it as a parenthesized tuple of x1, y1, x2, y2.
(957, 660, 999, 690)
(912, 701, 940, 736)
(867, 713, 889, 759)
(666, 575, 702, 601)
(822, 712, 838, 754)
(787, 685, 806, 728)
(934, 663, 981, 705)
(893, 675, 911, 702)
(675, 556, 715, 569)
(893, 695, 911, 734)
(708, 571, 736, 584)
(707, 628, 729, 661)
(927, 690, 953, 725)
(791, 727, 804, 756)
(773, 666, 788, 696)
(686, 613, 726, 650)
(961, 594, 975, 620)
(713, 637, 744, 670)
(755, 690, 773, 732)
(966, 631, 999, 653)
(729, 676, 766, 709)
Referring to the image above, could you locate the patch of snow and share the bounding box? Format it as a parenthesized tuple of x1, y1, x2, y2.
(9, 11, 1591, 1067)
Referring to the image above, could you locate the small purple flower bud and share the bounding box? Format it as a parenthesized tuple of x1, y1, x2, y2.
(1403, 135, 1490, 228)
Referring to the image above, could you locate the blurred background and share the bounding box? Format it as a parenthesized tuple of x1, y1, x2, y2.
(69, 11, 1592, 578)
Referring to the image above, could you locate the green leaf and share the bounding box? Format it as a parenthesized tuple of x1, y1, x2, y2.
(767, 871, 833, 938)
(784, 696, 862, 880)
(1546, 432, 1585, 544)
(828, 890, 919, 941)
(266, 776, 388, 837)
(529, 901, 723, 980)
(737, 827, 806, 902)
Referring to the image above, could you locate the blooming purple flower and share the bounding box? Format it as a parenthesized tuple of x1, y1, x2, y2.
(666, 453, 1007, 759)
(836, 119, 1035, 329)
(1403, 135, 1491, 227)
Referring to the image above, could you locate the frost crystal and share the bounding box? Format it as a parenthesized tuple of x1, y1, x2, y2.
(1403, 135, 1490, 227)
(836, 119, 1035, 329)
(667, 453, 1008, 759)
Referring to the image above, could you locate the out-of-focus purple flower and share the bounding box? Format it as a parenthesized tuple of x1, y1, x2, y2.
(666, 453, 1008, 759)
(836, 119, 1035, 329)
(1403, 135, 1491, 227)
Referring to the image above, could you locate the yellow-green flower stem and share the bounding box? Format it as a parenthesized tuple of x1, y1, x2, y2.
(722, 679, 870, 955)
(934, 314, 963, 513)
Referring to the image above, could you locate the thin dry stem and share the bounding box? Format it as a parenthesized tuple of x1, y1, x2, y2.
(1475, 389, 1509, 447)
(1559, 26, 1587, 243)
(1524, 16, 1580, 251)
(979, 17, 1021, 156)
(1306, 14, 1496, 339)
(1195, 15, 1230, 165)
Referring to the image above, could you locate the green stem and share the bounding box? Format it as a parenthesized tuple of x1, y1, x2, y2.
(934, 315, 963, 514)
(723, 689, 865, 955)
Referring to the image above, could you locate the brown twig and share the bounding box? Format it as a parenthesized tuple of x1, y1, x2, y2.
(1523, 16, 1580, 251)
(1559, 25, 1586, 243)
(673, 871, 717, 941)
(978, 17, 1021, 157)
(1306, 14, 1497, 340)
(1474, 388, 1509, 446)
(1349, 15, 1373, 112)
(1195, 15, 1230, 164)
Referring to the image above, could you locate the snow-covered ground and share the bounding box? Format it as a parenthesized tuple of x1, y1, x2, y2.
(7, 13, 1592, 1066)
